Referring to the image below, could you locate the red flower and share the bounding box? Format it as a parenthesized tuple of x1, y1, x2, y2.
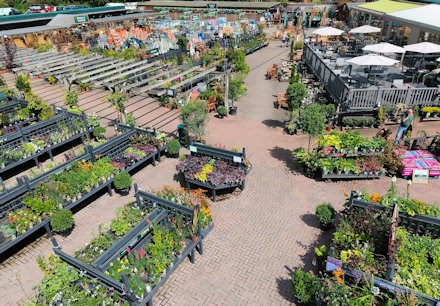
(126, 247, 131, 253)
(139, 248, 145, 257)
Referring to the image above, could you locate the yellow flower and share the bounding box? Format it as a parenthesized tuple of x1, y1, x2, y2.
(117, 268, 122, 273)
(125, 259, 129, 264)
(117, 257, 120, 261)
(104, 271, 109, 275)
(110, 262, 114, 267)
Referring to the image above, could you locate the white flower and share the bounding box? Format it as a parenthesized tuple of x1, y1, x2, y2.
(391, 176, 397, 183)
(407, 180, 412, 185)
(371, 286, 380, 295)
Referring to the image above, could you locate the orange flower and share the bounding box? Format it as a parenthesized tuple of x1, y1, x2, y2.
(370, 193, 381, 203)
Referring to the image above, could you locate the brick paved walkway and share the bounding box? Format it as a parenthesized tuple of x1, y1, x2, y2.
(1, 40, 440, 305)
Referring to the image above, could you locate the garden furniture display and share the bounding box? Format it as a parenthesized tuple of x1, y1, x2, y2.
(40, 185, 213, 306)
(0, 126, 166, 256)
(177, 143, 250, 201)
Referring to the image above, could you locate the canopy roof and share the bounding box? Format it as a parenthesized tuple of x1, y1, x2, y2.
(349, 25, 381, 34)
(363, 42, 406, 54)
(404, 42, 440, 53)
(346, 54, 399, 66)
(386, 4, 440, 32)
(313, 27, 344, 36)
(357, 0, 421, 14)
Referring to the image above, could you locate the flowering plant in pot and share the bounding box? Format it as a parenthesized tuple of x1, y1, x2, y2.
(113, 171, 132, 195)
(315, 203, 336, 230)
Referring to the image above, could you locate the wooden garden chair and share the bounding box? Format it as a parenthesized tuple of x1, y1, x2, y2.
(206, 96, 217, 113)
(277, 93, 288, 109)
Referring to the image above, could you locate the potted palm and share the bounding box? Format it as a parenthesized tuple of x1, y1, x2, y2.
(315, 203, 336, 230)
(113, 171, 132, 195)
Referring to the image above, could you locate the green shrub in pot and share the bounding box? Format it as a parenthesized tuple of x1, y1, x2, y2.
(315, 203, 336, 229)
(166, 139, 181, 156)
(113, 172, 132, 190)
(50, 209, 74, 233)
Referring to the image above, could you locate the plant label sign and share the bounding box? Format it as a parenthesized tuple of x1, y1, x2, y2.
(325, 256, 342, 271)
(233, 156, 242, 163)
(189, 145, 197, 153)
(412, 169, 429, 184)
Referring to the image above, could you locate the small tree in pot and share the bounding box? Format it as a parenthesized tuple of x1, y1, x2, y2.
(315, 203, 336, 230)
(167, 139, 181, 158)
(113, 171, 132, 195)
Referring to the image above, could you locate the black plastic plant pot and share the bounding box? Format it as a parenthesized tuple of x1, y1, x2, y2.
(229, 107, 237, 116)
(319, 221, 334, 231)
(116, 186, 131, 196)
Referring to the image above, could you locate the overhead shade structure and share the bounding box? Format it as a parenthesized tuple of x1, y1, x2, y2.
(349, 25, 381, 34)
(313, 27, 344, 36)
(363, 42, 405, 54)
(404, 42, 440, 54)
(345, 54, 399, 66)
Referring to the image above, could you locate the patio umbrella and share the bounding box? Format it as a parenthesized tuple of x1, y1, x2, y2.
(349, 25, 381, 34)
(404, 42, 440, 54)
(345, 54, 399, 66)
(313, 27, 344, 36)
(363, 42, 405, 54)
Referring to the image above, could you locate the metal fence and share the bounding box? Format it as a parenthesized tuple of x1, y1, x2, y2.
(303, 44, 440, 109)
(303, 44, 350, 103)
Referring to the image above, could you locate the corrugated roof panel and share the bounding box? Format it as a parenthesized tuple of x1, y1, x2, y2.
(358, 0, 421, 14)
(386, 4, 440, 31)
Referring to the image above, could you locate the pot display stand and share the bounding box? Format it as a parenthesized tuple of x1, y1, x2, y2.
(53, 185, 212, 306)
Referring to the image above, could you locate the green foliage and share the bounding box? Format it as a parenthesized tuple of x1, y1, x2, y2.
(228, 75, 246, 103)
(5, 88, 17, 99)
(36, 43, 53, 53)
(394, 228, 440, 298)
(300, 104, 327, 151)
(177, 35, 189, 51)
(121, 47, 140, 60)
(231, 49, 249, 76)
(47, 75, 56, 85)
(113, 171, 132, 190)
(93, 126, 106, 139)
(50, 209, 74, 233)
(286, 82, 306, 110)
(109, 205, 144, 237)
(290, 64, 301, 84)
(15, 73, 31, 94)
(291, 269, 319, 303)
(217, 105, 227, 116)
(315, 203, 336, 225)
(64, 90, 79, 108)
(314, 245, 328, 269)
(106, 88, 127, 121)
(180, 100, 209, 140)
(166, 139, 181, 155)
(38, 106, 55, 121)
(126, 112, 136, 126)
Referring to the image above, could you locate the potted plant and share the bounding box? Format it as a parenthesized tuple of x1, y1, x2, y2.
(47, 75, 56, 85)
(315, 203, 336, 230)
(166, 139, 181, 158)
(113, 171, 132, 195)
(50, 209, 74, 234)
(93, 126, 106, 140)
(217, 105, 227, 118)
(5, 88, 17, 100)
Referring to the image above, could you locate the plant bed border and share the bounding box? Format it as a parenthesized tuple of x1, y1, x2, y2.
(51, 185, 212, 306)
(0, 109, 92, 176)
(0, 128, 163, 257)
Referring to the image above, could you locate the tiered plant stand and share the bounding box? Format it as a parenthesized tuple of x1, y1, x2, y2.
(0, 109, 91, 178)
(0, 127, 164, 257)
(325, 191, 440, 305)
(53, 184, 213, 306)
